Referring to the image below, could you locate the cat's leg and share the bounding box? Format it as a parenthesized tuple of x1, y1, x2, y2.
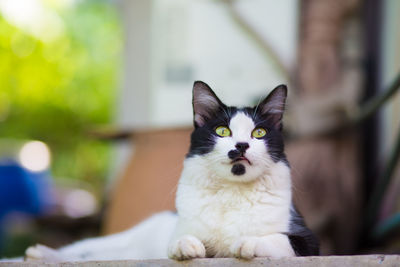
(168, 235, 206, 260)
(230, 233, 295, 259)
(24, 211, 177, 261)
(24, 232, 136, 262)
(25, 244, 66, 262)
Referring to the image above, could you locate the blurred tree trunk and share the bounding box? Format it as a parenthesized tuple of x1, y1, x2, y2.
(287, 0, 363, 255)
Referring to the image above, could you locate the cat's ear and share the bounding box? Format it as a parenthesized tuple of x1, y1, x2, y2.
(257, 84, 287, 130)
(192, 81, 225, 128)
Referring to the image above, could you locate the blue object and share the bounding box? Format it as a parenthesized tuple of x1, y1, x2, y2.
(0, 158, 54, 254)
(0, 159, 53, 220)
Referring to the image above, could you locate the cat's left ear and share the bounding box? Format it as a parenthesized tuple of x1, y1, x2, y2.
(192, 81, 225, 128)
(257, 84, 287, 130)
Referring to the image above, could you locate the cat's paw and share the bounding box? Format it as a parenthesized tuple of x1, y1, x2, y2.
(231, 234, 295, 259)
(25, 244, 65, 262)
(231, 236, 258, 259)
(168, 235, 206, 260)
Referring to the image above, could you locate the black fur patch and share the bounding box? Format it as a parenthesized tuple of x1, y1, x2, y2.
(287, 205, 320, 256)
(231, 163, 246, 175)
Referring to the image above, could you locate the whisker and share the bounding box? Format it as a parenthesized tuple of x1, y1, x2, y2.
(253, 95, 264, 119)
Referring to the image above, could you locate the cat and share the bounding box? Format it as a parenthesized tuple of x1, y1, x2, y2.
(167, 81, 319, 259)
(23, 81, 318, 262)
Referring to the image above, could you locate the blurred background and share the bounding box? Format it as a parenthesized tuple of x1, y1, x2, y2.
(0, 0, 399, 258)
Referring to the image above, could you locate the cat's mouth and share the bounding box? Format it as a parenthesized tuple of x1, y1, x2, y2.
(231, 156, 252, 165)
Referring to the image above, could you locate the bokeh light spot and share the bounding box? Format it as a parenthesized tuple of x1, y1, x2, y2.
(19, 141, 51, 172)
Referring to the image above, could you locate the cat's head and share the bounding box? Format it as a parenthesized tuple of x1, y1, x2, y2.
(188, 81, 288, 183)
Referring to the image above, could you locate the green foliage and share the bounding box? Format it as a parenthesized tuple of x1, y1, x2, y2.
(0, 1, 122, 192)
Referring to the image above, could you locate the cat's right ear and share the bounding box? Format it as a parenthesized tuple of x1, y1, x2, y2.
(192, 81, 225, 128)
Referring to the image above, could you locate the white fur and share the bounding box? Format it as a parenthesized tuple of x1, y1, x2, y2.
(25, 211, 177, 262)
(167, 235, 206, 260)
(169, 112, 294, 259)
(231, 233, 295, 259)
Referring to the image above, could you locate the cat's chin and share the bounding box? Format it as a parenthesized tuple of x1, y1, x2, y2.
(231, 163, 246, 175)
(217, 164, 265, 183)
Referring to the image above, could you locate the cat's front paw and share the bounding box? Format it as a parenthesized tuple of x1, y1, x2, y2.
(231, 236, 258, 259)
(168, 235, 206, 260)
(231, 234, 295, 259)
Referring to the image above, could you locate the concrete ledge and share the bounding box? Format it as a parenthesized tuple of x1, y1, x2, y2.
(1, 255, 399, 267)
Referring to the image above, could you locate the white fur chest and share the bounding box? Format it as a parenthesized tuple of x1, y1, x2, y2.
(173, 156, 292, 256)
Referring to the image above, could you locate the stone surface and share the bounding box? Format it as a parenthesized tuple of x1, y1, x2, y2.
(1, 255, 399, 267)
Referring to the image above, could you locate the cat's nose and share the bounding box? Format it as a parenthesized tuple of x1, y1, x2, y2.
(235, 142, 249, 152)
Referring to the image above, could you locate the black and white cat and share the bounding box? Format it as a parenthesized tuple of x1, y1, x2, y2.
(168, 81, 318, 259)
(24, 81, 318, 262)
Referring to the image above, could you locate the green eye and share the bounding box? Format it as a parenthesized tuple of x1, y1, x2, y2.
(215, 126, 231, 137)
(252, 128, 267, 138)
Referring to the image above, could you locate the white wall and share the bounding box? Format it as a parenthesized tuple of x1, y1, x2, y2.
(118, 0, 298, 129)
